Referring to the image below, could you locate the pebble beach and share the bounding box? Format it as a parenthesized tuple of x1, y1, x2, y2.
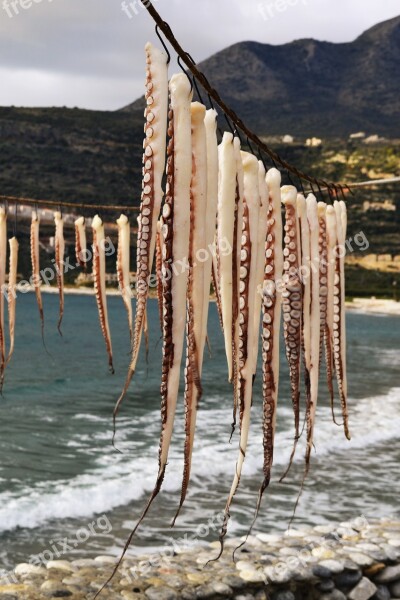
(2, 519, 400, 600)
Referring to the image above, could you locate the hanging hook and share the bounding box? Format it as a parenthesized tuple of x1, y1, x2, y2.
(177, 55, 193, 93)
(155, 23, 171, 64)
(13, 202, 18, 237)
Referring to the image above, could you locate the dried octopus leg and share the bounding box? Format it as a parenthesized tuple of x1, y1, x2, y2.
(173, 101, 208, 524)
(0, 208, 6, 385)
(279, 185, 302, 482)
(252, 161, 269, 374)
(213, 151, 260, 560)
(202, 109, 219, 352)
(333, 200, 350, 439)
(217, 132, 236, 384)
(75, 216, 87, 270)
(54, 211, 65, 336)
(92, 215, 114, 374)
(297, 194, 311, 409)
(304, 194, 320, 469)
(100, 77, 193, 584)
(231, 136, 244, 434)
(30, 210, 45, 342)
(117, 214, 133, 349)
(6, 237, 18, 368)
(239, 167, 283, 542)
(318, 202, 337, 423)
(326, 205, 338, 419)
(155, 219, 164, 333)
(212, 254, 224, 331)
(114, 42, 168, 424)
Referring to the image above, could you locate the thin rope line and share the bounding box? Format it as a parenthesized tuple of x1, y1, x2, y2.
(0, 195, 139, 212)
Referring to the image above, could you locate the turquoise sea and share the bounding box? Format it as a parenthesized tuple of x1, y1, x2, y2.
(0, 293, 399, 569)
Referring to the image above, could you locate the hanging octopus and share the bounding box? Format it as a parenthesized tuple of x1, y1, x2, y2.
(54, 211, 65, 336)
(75, 216, 87, 270)
(280, 185, 303, 482)
(114, 42, 169, 424)
(239, 167, 283, 543)
(117, 214, 133, 349)
(92, 215, 114, 374)
(213, 151, 260, 559)
(6, 236, 18, 370)
(155, 219, 164, 333)
(0, 208, 6, 386)
(333, 200, 350, 439)
(173, 101, 207, 524)
(30, 209, 45, 341)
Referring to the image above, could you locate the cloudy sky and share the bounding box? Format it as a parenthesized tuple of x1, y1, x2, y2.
(0, 0, 398, 110)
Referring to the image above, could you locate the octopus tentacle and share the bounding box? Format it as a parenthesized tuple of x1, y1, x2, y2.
(6, 236, 18, 369)
(155, 219, 164, 333)
(318, 202, 339, 424)
(92, 215, 114, 374)
(30, 210, 45, 344)
(212, 248, 224, 331)
(238, 167, 283, 546)
(0, 208, 6, 387)
(117, 214, 134, 350)
(252, 161, 269, 375)
(74, 216, 87, 270)
(279, 185, 302, 482)
(123, 42, 168, 392)
(333, 200, 350, 439)
(231, 136, 244, 435)
(297, 194, 311, 409)
(304, 194, 320, 469)
(54, 211, 65, 337)
(212, 151, 260, 560)
(217, 132, 237, 385)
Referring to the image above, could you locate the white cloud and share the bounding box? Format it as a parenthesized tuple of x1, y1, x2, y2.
(0, 0, 398, 110)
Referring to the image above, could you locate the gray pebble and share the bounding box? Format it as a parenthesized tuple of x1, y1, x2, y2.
(145, 587, 178, 600)
(390, 581, 400, 597)
(222, 576, 246, 590)
(319, 591, 346, 600)
(234, 595, 255, 600)
(319, 560, 345, 574)
(313, 565, 333, 578)
(334, 569, 362, 589)
(317, 579, 335, 592)
(272, 592, 295, 600)
(180, 588, 197, 600)
(212, 582, 233, 596)
(196, 584, 218, 599)
(372, 584, 391, 600)
(348, 577, 377, 600)
(375, 564, 400, 584)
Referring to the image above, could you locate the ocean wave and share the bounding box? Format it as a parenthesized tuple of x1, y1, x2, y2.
(0, 387, 398, 533)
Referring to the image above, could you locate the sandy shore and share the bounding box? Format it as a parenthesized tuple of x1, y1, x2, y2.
(18, 286, 400, 316)
(346, 298, 400, 316)
(1, 519, 400, 600)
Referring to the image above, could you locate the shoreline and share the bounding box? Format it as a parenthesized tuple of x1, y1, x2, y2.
(18, 285, 400, 316)
(2, 519, 400, 600)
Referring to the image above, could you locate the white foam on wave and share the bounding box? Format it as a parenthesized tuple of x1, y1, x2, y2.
(0, 387, 399, 533)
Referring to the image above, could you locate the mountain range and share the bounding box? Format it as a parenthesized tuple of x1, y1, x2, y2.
(123, 16, 400, 138)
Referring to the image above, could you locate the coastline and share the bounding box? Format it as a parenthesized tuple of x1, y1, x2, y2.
(18, 285, 400, 316)
(2, 519, 400, 600)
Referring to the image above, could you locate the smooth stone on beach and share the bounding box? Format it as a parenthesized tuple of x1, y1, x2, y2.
(318, 560, 345, 574)
(348, 577, 377, 600)
(375, 564, 400, 583)
(40, 579, 73, 597)
(364, 563, 386, 577)
(313, 565, 333, 579)
(317, 579, 335, 592)
(179, 588, 197, 600)
(390, 581, 400, 596)
(234, 595, 255, 600)
(272, 592, 295, 600)
(46, 560, 75, 573)
(94, 555, 117, 564)
(346, 553, 374, 567)
(256, 533, 281, 544)
(239, 570, 265, 583)
(373, 584, 391, 600)
(70, 558, 96, 568)
(212, 582, 233, 595)
(145, 586, 178, 600)
(319, 591, 346, 600)
(14, 563, 46, 576)
(312, 547, 336, 559)
(334, 569, 362, 588)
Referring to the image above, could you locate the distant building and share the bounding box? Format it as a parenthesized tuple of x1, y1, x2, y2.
(282, 134, 294, 144)
(363, 135, 385, 144)
(305, 137, 322, 147)
(349, 131, 366, 139)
